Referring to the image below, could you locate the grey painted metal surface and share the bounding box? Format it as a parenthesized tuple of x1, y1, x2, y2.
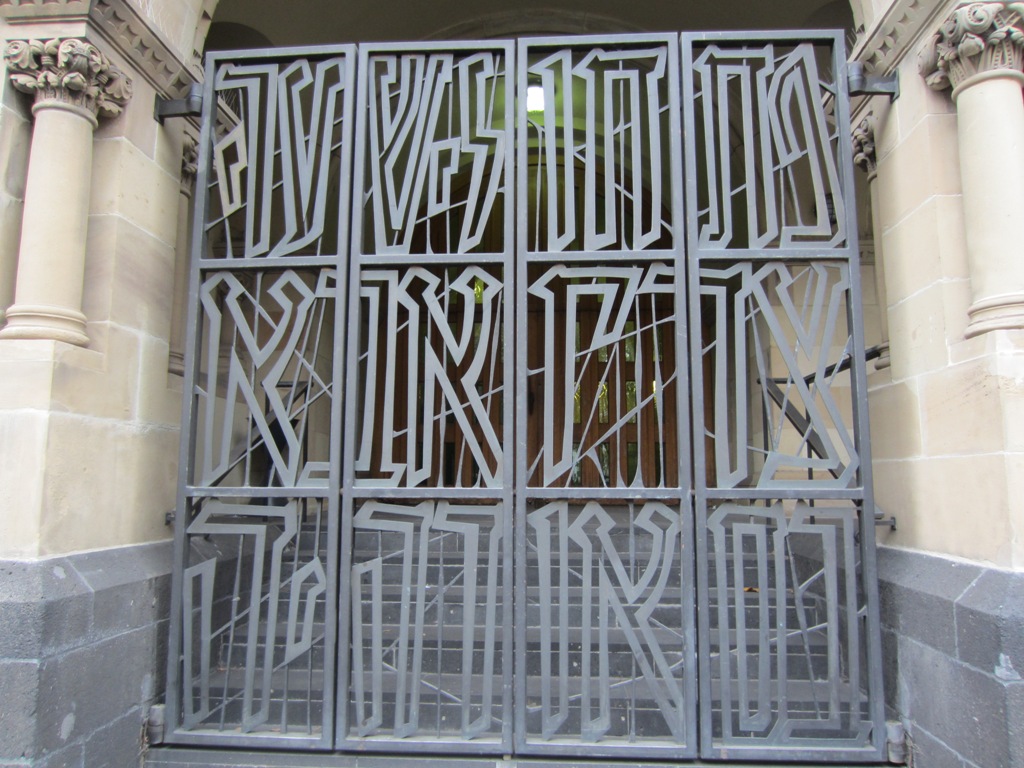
(166, 31, 884, 763)
(682, 30, 885, 762)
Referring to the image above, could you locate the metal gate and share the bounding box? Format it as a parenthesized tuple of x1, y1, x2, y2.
(167, 31, 885, 763)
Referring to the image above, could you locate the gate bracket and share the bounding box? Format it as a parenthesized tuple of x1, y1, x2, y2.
(886, 721, 909, 764)
(848, 62, 899, 100)
(155, 83, 203, 123)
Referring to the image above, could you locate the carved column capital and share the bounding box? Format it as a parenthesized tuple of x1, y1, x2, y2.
(919, 2, 1024, 96)
(5, 38, 132, 124)
(852, 117, 877, 180)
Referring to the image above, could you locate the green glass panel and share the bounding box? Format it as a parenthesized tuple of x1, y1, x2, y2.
(598, 382, 609, 424)
(625, 321, 636, 362)
(598, 443, 610, 485)
(627, 442, 638, 485)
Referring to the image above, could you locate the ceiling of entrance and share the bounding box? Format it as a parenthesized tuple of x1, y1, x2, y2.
(208, 0, 854, 50)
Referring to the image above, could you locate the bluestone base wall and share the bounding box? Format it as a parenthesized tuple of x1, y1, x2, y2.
(0, 541, 172, 768)
(3, 541, 1022, 768)
(878, 546, 1024, 767)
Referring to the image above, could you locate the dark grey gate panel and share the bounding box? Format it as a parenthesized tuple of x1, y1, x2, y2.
(166, 45, 356, 749)
(338, 41, 516, 753)
(166, 31, 886, 761)
(681, 31, 885, 762)
(515, 35, 696, 759)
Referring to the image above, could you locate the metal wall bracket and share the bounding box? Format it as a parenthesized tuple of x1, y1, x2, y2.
(155, 83, 203, 123)
(848, 62, 899, 100)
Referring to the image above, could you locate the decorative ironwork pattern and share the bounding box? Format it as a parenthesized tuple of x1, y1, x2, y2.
(358, 49, 509, 256)
(193, 269, 337, 490)
(168, 34, 885, 761)
(516, 36, 693, 760)
(525, 264, 679, 489)
(684, 32, 884, 762)
(705, 501, 872, 748)
(686, 41, 847, 254)
(521, 501, 693, 749)
(354, 266, 504, 488)
(348, 501, 506, 743)
(206, 56, 353, 260)
(699, 262, 858, 490)
(343, 42, 515, 755)
(169, 47, 354, 750)
(181, 497, 329, 736)
(524, 43, 677, 253)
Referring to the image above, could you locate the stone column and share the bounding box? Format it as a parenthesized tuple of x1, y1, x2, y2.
(0, 38, 131, 345)
(169, 134, 198, 375)
(853, 115, 891, 369)
(920, 1, 1024, 337)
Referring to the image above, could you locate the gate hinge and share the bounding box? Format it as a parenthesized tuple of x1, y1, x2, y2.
(155, 83, 204, 123)
(145, 704, 166, 746)
(887, 721, 909, 764)
(848, 62, 899, 100)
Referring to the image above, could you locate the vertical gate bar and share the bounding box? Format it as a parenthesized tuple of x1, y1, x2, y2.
(503, 43, 518, 756)
(664, 37, 699, 756)
(679, 32, 716, 760)
(832, 35, 888, 757)
(165, 51, 219, 740)
(337, 40, 372, 747)
(513, 36, 529, 756)
(325, 44, 359, 751)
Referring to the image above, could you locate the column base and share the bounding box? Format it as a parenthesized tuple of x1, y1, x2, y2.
(0, 303, 89, 345)
(874, 341, 891, 370)
(965, 293, 1024, 338)
(168, 350, 185, 376)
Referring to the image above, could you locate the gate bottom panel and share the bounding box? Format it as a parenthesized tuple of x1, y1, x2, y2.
(698, 499, 883, 762)
(340, 499, 511, 750)
(516, 499, 697, 757)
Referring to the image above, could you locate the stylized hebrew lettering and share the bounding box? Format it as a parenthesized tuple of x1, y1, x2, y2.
(526, 46, 674, 252)
(699, 262, 858, 489)
(182, 499, 327, 732)
(690, 43, 846, 251)
(209, 56, 351, 259)
(706, 502, 872, 746)
(349, 501, 504, 740)
(195, 269, 336, 489)
(355, 267, 504, 487)
(525, 501, 689, 744)
(362, 51, 508, 255)
(526, 264, 678, 488)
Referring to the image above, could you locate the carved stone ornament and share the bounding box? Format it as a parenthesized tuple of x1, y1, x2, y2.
(181, 134, 199, 194)
(919, 2, 1024, 92)
(852, 117, 877, 178)
(5, 38, 133, 120)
